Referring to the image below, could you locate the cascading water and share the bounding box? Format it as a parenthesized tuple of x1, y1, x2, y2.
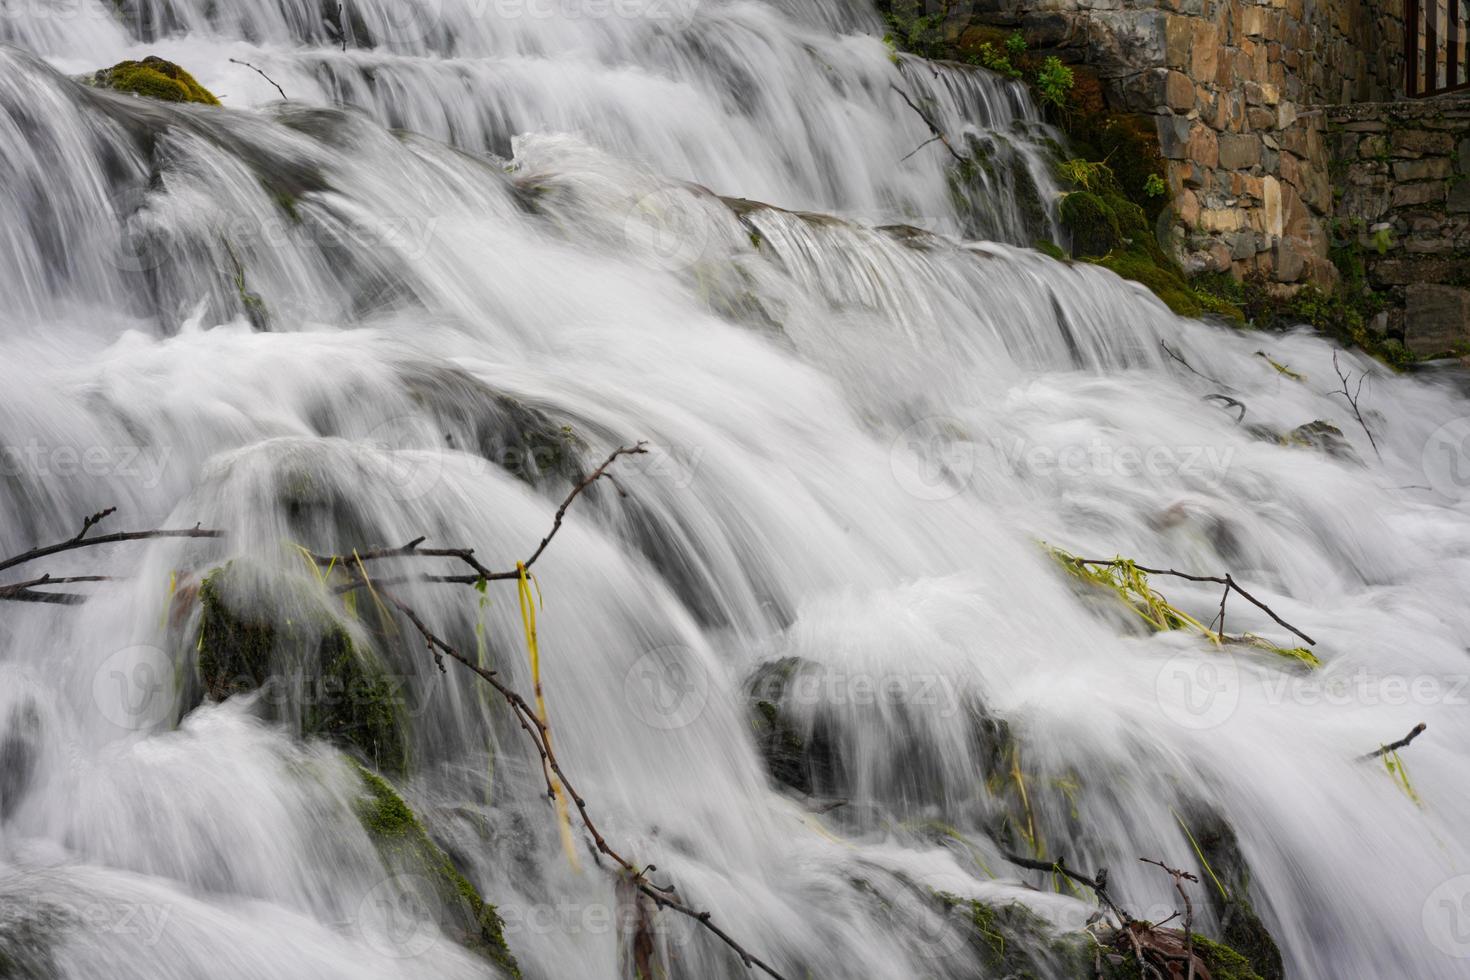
(2, 0, 1470, 977)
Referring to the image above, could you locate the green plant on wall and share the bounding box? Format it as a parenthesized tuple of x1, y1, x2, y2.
(1144, 173, 1167, 198)
(1034, 56, 1074, 107)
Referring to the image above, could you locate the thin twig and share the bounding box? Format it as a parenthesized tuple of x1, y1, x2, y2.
(1140, 859, 1199, 980)
(229, 58, 288, 101)
(1003, 853, 1131, 926)
(313, 443, 650, 589)
(0, 510, 222, 602)
(889, 83, 963, 162)
(1160, 340, 1225, 386)
(1331, 350, 1381, 459)
(1361, 722, 1427, 760)
(1063, 556, 1315, 646)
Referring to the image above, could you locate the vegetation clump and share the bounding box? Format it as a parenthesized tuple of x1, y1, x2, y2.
(352, 763, 520, 976)
(93, 56, 220, 105)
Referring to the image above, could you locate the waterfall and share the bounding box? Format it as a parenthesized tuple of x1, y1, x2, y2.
(2, 2, 1469, 978)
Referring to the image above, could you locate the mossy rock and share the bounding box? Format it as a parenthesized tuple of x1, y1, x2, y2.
(196, 562, 407, 772)
(1178, 806, 1286, 980)
(352, 764, 519, 976)
(93, 56, 219, 106)
(1060, 192, 1121, 259)
(1096, 931, 1265, 980)
(938, 893, 1092, 978)
(744, 658, 843, 797)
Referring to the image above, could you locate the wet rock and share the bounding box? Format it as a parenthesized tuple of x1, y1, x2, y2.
(1283, 420, 1355, 460)
(1177, 804, 1286, 980)
(744, 658, 843, 797)
(195, 562, 408, 772)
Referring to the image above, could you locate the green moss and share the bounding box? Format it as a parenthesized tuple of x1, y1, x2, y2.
(1095, 932, 1263, 980)
(1034, 239, 1067, 261)
(1060, 192, 1121, 258)
(353, 764, 520, 976)
(93, 56, 219, 105)
(197, 563, 407, 772)
(1095, 247, 1201, 317)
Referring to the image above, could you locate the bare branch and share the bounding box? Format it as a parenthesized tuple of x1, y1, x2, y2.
(228, 58, 288, 101)
(1331, 350, 1381, 459)
(1061, 556, 1315, 646)
(890, 83, 964, 162)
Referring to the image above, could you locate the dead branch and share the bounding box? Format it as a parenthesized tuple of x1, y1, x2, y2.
(311, 443, 649, 589)
(1160, 340, 1225, 387)
(1140, 859, 1198, 980)
(889, 83, 964, 162)
(1062, 556, 1315, 647)
(1361, 722, 1426, 761)
(0, 508, 222, 603)
(1003, 853, 1132, 926)
(228, 58, 288, 101)
(1202, 393, 1246, 424)
(1330, 350, 1381, 459)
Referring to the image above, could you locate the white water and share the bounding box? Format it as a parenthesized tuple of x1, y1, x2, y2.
(1, 2, 1469, 978)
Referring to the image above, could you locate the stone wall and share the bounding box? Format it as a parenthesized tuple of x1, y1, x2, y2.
(1330, 96, 1470, 356)
(964, 0, 1407, 284)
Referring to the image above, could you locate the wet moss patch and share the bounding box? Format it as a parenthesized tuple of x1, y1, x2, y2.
(196, 562, 407, 772)
(352, 764, 520, 976)
(93, 56, 219, 106)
